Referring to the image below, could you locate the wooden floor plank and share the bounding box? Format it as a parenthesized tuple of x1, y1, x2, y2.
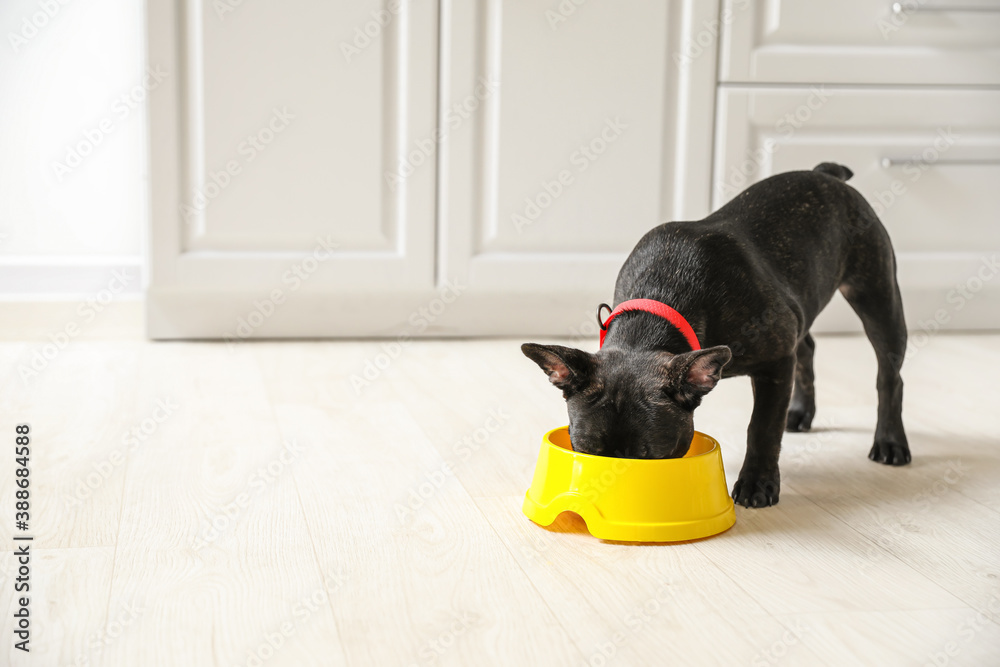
(0, 342, 140, 548)
(102, 343, 346, 667)
(779, 608, 1000, 667)
(695, 488, 967, 615)
(0, 547, 115, 667)
(477, 496, 831, 667)
(254, 341, 586, 667)
(1, 333, 997, 665)
(781, 421, 1000, 617)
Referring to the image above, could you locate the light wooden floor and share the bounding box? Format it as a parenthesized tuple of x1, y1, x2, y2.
(2, 331, 999, 666)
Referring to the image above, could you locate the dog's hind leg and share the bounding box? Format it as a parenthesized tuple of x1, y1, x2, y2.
(840, 259, 910, 465)
(786, 333, 816, 432)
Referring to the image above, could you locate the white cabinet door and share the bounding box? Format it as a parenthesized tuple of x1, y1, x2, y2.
(719, 0, 1000, 85)
(146, 0, 438, 338)
(431, 0, 719, 337)
(714, 87, 1000, 331)
(147, 0, 720, 338)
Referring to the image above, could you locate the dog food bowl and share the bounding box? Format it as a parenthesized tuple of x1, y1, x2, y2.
(522, 426, 736, 542)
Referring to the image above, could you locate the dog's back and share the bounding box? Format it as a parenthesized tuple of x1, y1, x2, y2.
(616, 163, 888, 333)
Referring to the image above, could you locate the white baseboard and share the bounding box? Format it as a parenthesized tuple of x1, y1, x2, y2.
(145, 285, 999, 340)
(0, 257, 143, 297)
(0, 285, 994, 342)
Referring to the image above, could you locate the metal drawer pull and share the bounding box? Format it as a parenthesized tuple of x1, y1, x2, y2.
(881, 157, 1000, 168)
(891, 3, 1000, 13)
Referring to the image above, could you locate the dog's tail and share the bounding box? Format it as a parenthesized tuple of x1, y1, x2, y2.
(813, 162, 853, 181)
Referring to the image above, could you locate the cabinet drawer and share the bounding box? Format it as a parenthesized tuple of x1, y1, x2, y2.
(719, 0, 1000, 85)
(713, 87, 1000, 329)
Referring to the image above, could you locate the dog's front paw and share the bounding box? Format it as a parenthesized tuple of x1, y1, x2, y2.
(732, 468, 780, 508)
(868, 439, 911, 466)
(785, 406, 814, 432)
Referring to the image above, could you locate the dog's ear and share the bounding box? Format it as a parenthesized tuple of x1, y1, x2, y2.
(662, 345, 732, 410)
(521, 343, 596, 398)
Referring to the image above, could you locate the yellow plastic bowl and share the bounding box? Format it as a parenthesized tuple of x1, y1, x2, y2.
(522, 426, 736, 542)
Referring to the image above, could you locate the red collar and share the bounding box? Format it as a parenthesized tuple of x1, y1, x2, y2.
(598, 299, 701, 351)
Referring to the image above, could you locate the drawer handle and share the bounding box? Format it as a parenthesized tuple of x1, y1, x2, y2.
(881, 157, 1000, 168)
(891, 2, 1000, 13)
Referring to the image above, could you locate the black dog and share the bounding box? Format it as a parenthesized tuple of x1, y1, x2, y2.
(522, 163, 909, 508)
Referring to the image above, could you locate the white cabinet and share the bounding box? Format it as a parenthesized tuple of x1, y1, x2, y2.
(437, 0, 717, 309)
(146, 0, 720, 338)
(147, 0, 439, 338)
(719, 0, 1000, 85)
(715, 87, 1000, 330)
(716, 1, 1000, 332)
(148, 1, 997, 338)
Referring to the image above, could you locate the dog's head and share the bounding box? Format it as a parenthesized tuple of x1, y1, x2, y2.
(521, 343, 731, 459)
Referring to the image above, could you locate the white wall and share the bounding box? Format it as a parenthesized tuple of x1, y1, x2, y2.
(0, 0, 145, 297)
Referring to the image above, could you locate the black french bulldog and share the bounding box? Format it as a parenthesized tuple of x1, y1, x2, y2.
(522, 163, 909, 508)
